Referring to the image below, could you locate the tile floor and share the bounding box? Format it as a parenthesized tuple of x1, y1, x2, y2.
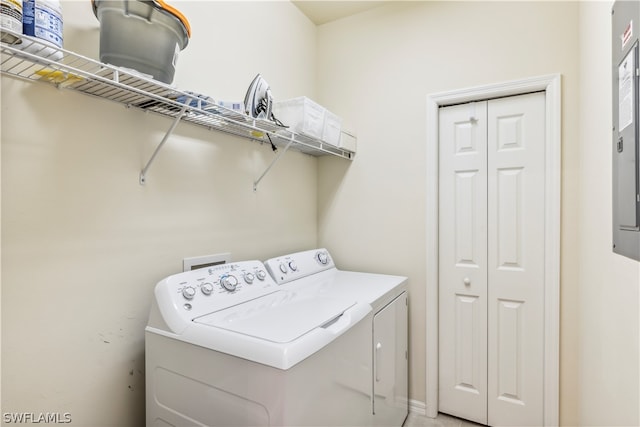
(404, 412, 486, 427)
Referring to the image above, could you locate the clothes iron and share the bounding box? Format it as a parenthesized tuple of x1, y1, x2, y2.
(244, 74, 273, 120)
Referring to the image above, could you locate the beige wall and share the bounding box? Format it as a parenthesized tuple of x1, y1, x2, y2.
(578, 2, 640, 426)
(315, 1, 582, 424)
(1, 2, 317, 425)
(3, 1, 640, 426)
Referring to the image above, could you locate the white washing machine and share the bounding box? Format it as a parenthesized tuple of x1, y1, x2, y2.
(145, 249, 408, 427)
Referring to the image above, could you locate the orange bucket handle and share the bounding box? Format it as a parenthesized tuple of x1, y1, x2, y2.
(91, 0, 191, 38)
(153, 0, 191, 38)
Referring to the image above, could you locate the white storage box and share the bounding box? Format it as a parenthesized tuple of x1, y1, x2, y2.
(322, 110, 342, 146)
(273, 97, 326, 140)
(338, 130, 357, 153)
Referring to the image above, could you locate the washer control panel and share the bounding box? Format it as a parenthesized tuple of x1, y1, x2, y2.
(264, 248, 335, 285)
(155, 260, 277, 319)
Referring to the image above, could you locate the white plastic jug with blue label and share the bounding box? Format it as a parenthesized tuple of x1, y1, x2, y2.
(22, 0, 63, 60)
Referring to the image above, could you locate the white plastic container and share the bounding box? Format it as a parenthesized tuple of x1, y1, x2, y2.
(22, 0, 63, 60)
(0, 0, 22, 43)
(322, 110, 342, 146)
(338, 130, 357, 153)
(273, 97, 326, 140)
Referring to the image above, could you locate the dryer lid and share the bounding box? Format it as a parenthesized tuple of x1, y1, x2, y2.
(193, 290, 356, 343)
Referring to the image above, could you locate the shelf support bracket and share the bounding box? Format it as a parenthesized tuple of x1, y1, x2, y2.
(139, 102, 190, 185)
(253, 136, 295, 192)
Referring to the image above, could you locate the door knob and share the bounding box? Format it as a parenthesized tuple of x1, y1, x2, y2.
(463, 277, 471, 286)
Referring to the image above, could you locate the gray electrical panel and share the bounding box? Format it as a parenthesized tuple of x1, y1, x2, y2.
(613, 0, 640, 261)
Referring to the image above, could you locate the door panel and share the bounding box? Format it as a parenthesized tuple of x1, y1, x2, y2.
(487, 92, 545, 426)
(373, 292, 408, 427)
(496, 167, 524, 270)
(439, 101, 488, 425)
(453, 294, 482, 393)
(455, 170, 482, 266)
(496, 298, 524, 403)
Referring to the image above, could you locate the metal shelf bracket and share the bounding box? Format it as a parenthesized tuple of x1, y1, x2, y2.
(253, 137, 296, 192)
(139, 102, 190, 185)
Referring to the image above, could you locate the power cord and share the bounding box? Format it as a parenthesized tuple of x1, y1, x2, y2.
(255, 96, 289, 152)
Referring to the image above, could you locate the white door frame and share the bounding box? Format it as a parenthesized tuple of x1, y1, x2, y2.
(425, 74, 561, 426)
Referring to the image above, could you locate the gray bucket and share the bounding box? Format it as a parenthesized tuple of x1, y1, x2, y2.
(92, 0, 190, 84)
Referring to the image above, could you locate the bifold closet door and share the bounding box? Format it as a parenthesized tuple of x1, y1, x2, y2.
(486, 93, 545, 426)
(438, 93, 545, 426)
(438, 101, 489, 425)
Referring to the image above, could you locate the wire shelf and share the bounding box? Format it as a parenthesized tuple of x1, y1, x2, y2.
(0, 30, 355, 161)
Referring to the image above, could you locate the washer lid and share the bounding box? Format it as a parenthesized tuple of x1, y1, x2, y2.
(193, 290, 356, 343)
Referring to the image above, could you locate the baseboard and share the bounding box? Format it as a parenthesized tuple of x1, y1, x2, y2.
(408, 399, 427, 417)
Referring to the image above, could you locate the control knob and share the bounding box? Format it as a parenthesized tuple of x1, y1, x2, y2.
(279, 262, 288, 273)
(316, 251, 329, 265)
(220, 274, 239, 292)
(289, 261, 298, 271)
(256, 270, 267, 281)
(182, 286, 196, 300)
(201, 282, 214, 295)
(244, 272, 255, 284)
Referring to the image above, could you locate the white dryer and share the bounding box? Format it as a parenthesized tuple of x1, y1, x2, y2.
(264, 249, 409, 427)
(145, 250, 407, 427)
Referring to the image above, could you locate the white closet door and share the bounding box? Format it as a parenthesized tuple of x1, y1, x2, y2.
(487, 92, 545, 426)
(439, 92, 545, 426)
(438, 101, 489, 425)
